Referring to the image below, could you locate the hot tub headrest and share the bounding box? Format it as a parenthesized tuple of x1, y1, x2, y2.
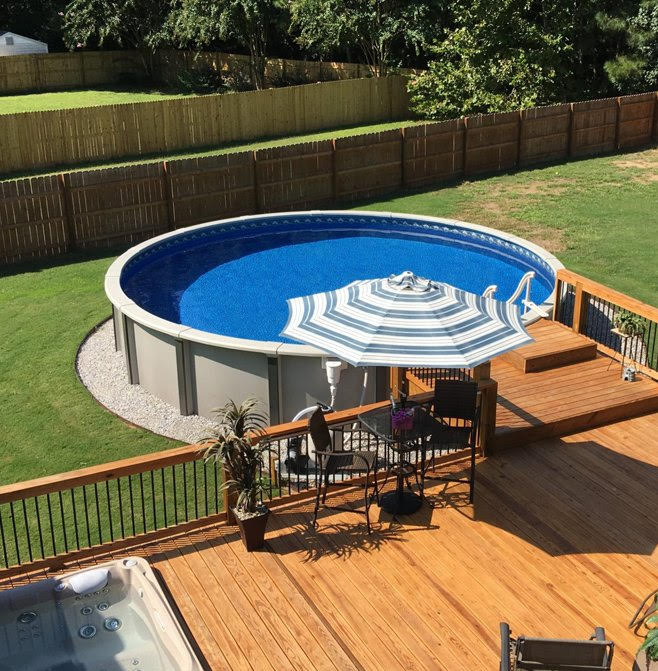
(65, 568, 109, 595)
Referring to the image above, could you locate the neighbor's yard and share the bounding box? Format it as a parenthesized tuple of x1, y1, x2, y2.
(1, 148, 657, 484)
(0, 87, 192, 114)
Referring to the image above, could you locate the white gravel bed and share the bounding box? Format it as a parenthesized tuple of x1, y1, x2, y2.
(76, 320, 218, 443)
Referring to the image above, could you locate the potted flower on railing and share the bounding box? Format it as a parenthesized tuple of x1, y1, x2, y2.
(202, 397, 271, 552)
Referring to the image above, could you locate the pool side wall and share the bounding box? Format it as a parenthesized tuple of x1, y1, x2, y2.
(106, 211, 563, 422)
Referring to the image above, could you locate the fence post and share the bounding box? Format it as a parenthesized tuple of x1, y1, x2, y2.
(614, 97, 622, 150)
(400, 126, 407, 187)
(331, 139, 338, 202)
(567, 103, 575, 157)
(161, 161, 175, 231)
(222, 464, 238, 525)
(462, 116, 470, 176)
(253, 150, 262, 213)
(58, 173, 76, 252)
(572, 282, 590, 334)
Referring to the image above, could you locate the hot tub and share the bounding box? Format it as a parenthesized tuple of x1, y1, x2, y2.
(105, 211, 563, 422)
(0, 557, 203, 670)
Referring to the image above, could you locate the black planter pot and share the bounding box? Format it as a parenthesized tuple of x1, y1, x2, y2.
(233, 507, 270, 551)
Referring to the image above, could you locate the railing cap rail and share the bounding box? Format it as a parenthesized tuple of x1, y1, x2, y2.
(0, 392, 435, 504)
(557, 268, 658, 324)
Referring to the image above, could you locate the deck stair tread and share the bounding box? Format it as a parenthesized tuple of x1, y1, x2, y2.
(499, 319, 597, 373)
(491, 350, 658, 450)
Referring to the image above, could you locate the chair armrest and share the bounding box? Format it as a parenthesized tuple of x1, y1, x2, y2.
(592, 627, 606, 641)
(499, 622, 511, 671)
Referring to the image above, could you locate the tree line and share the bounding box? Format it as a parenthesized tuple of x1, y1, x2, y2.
(2, 0, 657, 118)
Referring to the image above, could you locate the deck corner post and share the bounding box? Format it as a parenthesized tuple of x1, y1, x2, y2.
(572, 282, 590, 335)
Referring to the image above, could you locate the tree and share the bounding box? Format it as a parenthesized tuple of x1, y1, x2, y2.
(62, 0, 171, 75)
(601, 1, 658, 92)
(168, 0, 286, 89)
(407, 0, 566, 119)
(289, 0, 442, 76)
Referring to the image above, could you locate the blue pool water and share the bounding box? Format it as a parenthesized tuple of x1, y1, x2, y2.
(121, 214, 555, 343)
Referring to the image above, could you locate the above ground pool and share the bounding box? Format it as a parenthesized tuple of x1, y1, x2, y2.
(106, 212, 562, 422)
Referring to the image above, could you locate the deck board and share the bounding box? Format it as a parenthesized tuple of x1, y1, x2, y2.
(2, 414, 656, 670)
(490, 323, 658, 448)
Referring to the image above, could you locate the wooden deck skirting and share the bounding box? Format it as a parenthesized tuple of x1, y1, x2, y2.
(1, 414, 656, 670)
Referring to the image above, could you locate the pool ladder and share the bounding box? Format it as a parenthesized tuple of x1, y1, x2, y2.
(483, 271, 548, 318)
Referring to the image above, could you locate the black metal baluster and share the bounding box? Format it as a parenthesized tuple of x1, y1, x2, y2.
(150, 470, 157, 530)
(70, 490, 80, 551)
(128, 475, 136, 537)
(161, 469, 167, 528)
(139, 473, 147, 534)
(82, 486, 92, 548)
(182, 463, 189, 522)
(46, 493, 56, 556)
(0, 506, 8, 568)
(105, 481, 114, 541)
(34, 496, 46, 559)
(9, 502, 20, 565)
(93, 483, 102, 545)
(214, 460, 219, 513)
(117, 479, 125, 539)
(172, 466, 179, 525)
(21, 499, 33, 563)
(203, 461, 209, 517)
(57, 491, 68, 554)
(193, 461, 199, 519)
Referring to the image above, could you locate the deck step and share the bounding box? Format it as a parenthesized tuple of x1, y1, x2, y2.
(498, 320, 597, 373)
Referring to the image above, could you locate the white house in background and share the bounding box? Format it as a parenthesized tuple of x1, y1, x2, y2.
(0, 32, 48, 57)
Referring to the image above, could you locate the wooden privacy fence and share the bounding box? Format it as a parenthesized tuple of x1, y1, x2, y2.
(0, 49, 393, 95)
(0, 50, 143, 93)
(1, 91, 658, 265)
(0, 76, 409, 176)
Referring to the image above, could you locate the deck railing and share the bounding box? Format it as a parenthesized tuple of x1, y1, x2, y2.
(0, 393, 448, 573)
(554, 269, 658, 378)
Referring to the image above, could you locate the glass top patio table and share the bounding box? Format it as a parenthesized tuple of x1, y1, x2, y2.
(358, 403, 443, 515)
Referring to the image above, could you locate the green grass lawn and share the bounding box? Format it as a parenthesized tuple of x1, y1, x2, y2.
(0, 87, 192, 114)
(1, 147, 657, 486)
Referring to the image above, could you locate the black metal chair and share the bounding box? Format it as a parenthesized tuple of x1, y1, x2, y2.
(500, 622, 614, 670)
(309, 405, 379, 533)
(422, 379, 480, 502)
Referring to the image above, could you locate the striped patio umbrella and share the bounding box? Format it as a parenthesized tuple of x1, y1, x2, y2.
(281, 271, 532, 368)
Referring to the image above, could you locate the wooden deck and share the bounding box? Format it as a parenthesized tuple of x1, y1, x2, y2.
(3, 413, 656, 670)
(491, 321, 658, 449)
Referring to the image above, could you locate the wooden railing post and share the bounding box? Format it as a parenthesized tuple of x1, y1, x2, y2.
(473, 362, 496, 455)
(389, 366, 407, 399)
(222, 464, 238, 525)
(552, 276, 563, 321)
(572, 281, 590, 334)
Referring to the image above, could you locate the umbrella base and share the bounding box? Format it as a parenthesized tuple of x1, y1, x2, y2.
(379, 490, 423, 515)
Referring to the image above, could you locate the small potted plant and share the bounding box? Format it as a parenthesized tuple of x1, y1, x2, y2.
(613, 310, 645, 337)
(636, 617, 658, 671)
(202, 397, 271, 552)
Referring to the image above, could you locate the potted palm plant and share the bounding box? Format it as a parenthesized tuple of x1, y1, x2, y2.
(636, 617, 658, 670)
(202, 398, 271, 551)
(613, 309, 645, 337)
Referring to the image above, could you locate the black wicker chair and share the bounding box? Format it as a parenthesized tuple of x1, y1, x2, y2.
(500, 622, 614, 670)
(422, 379, 480, 502)
(309, 405, 379, 533)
